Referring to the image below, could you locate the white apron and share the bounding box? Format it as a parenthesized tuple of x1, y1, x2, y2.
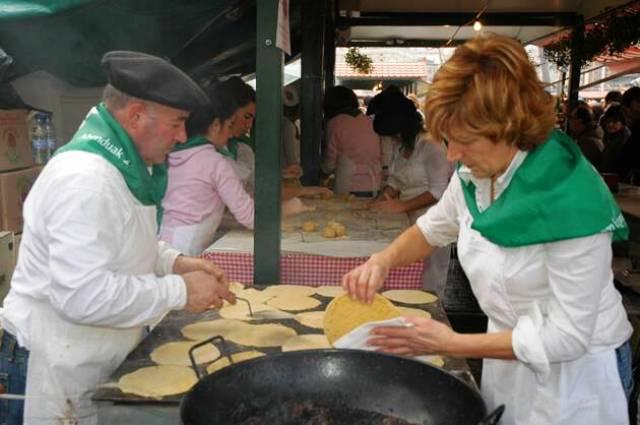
(456, 213, 628, 425)
(23, 203, 159, 425)
(24, 302, 143, 425)
(390, 145, 451, 295)
(164, 208, 225, 256)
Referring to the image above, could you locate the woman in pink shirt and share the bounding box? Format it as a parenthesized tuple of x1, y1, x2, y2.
(321, 86, 382, 196)
(160, 83, 311, 256)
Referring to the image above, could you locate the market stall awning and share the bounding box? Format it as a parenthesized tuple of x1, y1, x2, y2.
(0, 0, 304, 87)
(337, 0, 631, 47)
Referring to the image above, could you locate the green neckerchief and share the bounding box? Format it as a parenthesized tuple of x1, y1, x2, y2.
(172, 134, 210, 152)
(217, 138, 238, 160)
(56, 103, 168, 226)
(459, 129, 628, 247)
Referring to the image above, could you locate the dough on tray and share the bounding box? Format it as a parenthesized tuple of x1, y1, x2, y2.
(314, 286, 345, 298)
(118, 365, 197, 399)
(302, 221, 318, 232)
(206, 351, 265, 374)
(294, 311, 326, 329)
(227, 323, 297, 347)
(382, 290, 438, 305)
(181, 319, 250, 341)
(150, 341, 220, 366)
(262, 284, 316, 297)
(396, 306, 432, 319)
(281, 334, 332, 352)
(266, 295, 321, 312)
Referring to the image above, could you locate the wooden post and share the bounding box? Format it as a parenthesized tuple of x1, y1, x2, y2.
(254, 0, 283, 284)
(567, 16, 584, 121)
(300, 0, 326, 186)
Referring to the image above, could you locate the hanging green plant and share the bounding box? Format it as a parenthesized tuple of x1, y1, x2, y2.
(543, 5, 640, 70)
(345, 47, 373, 74)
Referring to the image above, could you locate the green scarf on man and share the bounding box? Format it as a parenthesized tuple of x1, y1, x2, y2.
(57, 103, 168, 226)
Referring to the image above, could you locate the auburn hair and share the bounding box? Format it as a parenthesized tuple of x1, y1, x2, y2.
(424, 34, 556, 151)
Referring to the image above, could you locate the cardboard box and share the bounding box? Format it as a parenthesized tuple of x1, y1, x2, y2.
(0, 166, 42, 233)
(0, 109, 33, 172)
(0, 231, 15, 305)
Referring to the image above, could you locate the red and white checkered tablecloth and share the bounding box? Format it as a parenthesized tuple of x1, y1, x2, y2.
(201, 252, 423, 289)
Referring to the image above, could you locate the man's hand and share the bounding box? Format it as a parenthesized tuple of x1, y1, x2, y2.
(173, 255, 227, 286)
(183, 271, 236, 313)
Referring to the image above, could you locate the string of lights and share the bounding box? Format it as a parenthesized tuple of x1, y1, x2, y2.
(445, 1, 490, 47)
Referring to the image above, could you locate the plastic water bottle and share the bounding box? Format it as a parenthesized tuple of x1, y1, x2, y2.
(44, 114, 57, 161)
(31, 113, 47, 165)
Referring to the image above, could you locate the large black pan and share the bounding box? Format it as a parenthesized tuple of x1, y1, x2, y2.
(181, 338, 503, 425)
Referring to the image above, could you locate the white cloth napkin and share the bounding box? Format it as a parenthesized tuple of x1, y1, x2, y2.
(334, 317, 410, 350)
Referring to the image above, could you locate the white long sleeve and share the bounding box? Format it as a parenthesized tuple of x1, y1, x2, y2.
(513, 233, 631, 373)
(5, 152, 187, 332)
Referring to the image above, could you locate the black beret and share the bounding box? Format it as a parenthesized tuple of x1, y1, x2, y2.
(101, 51, 209, 111)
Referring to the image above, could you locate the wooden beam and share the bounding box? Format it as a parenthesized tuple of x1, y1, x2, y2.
(566, 15, 584, 128)
(337, 12, 577, 27)
(300, 0, 326, 186)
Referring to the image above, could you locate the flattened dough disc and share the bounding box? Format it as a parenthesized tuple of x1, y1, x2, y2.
(118, 365, 196, 398)
(229, 281, 246, 293)
(266, 295, 321, 312)
(397, 306, 432, 319)
(323, 294, 401, 344)
(206, 351, 265, 374)
(294, 311, 325, 329)
(314, 286, 346, 298)
(262, 284, 316, 297)
(282, 334, 331, 352)
(235, 287, 273, 304)
(219, 302, 291, 321)
(150, 341, 220, 366)
(382, 289, 438, 305)
(181, 319, 250, 341)
(227, 323, 297, 347)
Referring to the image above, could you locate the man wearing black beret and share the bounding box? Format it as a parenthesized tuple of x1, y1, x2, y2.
(0, 51, 235, 425)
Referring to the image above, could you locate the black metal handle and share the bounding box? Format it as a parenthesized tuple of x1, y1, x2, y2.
(479, 405, 504, 425)
(188, 335, 233, 380)
(236, 297, 253, 317)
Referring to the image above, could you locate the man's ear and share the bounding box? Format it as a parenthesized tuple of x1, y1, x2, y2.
(125, 101, 146, 129)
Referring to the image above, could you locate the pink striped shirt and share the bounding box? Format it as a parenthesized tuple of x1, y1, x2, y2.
(160, 145, 254, 237)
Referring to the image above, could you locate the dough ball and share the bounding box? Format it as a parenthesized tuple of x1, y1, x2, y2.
(322, 226, 336, 238)
(333, 224, 346, 237)
(282, 223, 295, 233)
(302, 221, 317, 232)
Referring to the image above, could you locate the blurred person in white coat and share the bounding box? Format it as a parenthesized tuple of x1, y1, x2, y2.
(371, 92, 453, 296)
